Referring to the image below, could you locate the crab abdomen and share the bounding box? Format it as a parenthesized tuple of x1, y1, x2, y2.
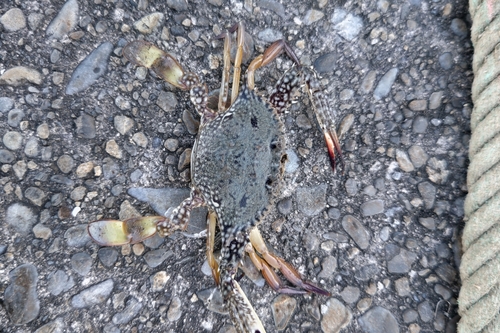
(193, 87, 284, 236)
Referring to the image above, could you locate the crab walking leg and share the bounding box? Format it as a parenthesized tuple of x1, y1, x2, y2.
(230, 22, 245, 104)
(206, 211, 220, 284)
(217, 28, 232, 112)
(248, 228, 331, 296)
(246, 39, 301, 91)
(156, 190, 205, 237)
(303, 68, 344, 172)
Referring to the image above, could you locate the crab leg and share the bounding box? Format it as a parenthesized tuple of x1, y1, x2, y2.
(206, 211, 220, 284)
(217, 28, 232, 112)
(303, 67, 344, 172)
(248, 228, 331, 296)
(156, 190, 205, 237)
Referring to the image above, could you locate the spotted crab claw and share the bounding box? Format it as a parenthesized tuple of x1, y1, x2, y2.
(247, 228, 331, 296)
(122, 40, 187, 90)
(87, 216, 165, 246)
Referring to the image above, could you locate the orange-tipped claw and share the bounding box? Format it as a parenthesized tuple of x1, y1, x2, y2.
(123, 40, 187, 90)
(324, 129, 344, 174)
(88, 216, 165, 246)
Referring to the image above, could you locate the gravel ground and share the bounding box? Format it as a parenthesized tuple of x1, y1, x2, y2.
(0, 0, 471, 332)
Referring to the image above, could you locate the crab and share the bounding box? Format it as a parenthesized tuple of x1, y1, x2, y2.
(88, 23, 343, 333)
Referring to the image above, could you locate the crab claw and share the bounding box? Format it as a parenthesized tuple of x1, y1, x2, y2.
(123, 40, 187, 90)
(324, 128, 344, 174)
(88, 216, 165, 246)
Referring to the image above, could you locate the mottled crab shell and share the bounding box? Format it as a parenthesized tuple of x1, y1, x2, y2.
(192, 86, 286, 237)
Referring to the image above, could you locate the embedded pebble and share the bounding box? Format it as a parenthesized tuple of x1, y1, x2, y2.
(373, 68, 398, 100)
(71, 279, 114, 308)
(76, 161, 94, 178)
(409, 100, 427, 111)
(345, 178, 358, 196)
(272, 295, 296, 330)
(144, 249, 174, 268)
(132, 132, 148, 148)
(327, 207, 341, 219)
(113, 298, 143, 324)
(355, 264, 379, 281)
(395, 277, 411, 296)
(197, 288, 227, 315)
(277, 197, 293, 215)
(313, 52, 337, 74)
(64, 224, 92, 248)
(285, 149, 299, 173)
(318, 255, 337, 279)
(25, 187, 46, 206)
(4, 264, 40, 325)
(434, 284, 452, 300)
(323, 232, 349, 243)
(321, 298, 352, 333)
(417, 301, 433, 322)
(0, 96, 14, 112)
(182, 110, 200, 135)
(57, 154, 74, 173)
(413, 116, 428, 133)
(403, 309, 419, 323)
(167, 297, 182, 322)
(150, 271, 170, 292)
(296, 184, 327, 216)
(357, 298, 372, 312)
(340, 286, 360, 304)
(426, 157, 450, 184)
(434, 263, 456, 284)
(0, 66, 43, 86)
(450, 18, 468, 38)
(257, 28, 283, 43)
(98, 247, 118, 267)
(259, 0, 286, 18)
(419, 217, 436, 230)
(408, 145, 428, 168)
(178, 148, 192, 170)
(5, 202, 38, 235)
(296, 114, 312, 129)
(75, 113, 96, 138)
(342, 215, 370, 249)
(115, 96, 130, 110)
(360, 71, 377, 94)
(303, 9, 324, 25)
(429, 91, 443, 109)
(438, 52, 453, 70)
(66, 42, 114, 95)
(106, 140, 123, 159)
(33, 224, 52, 240)
(3, 131, 23, 150)
(1, 8, 27, 32)
(71, 252, 93, 276)
(71, 187, 86, 202)
(0, 149, 15, 163)
(360, 199, 385, 216)
(157, 91, 178, 112)
(417, 181, 436, 209)
(386, 244, 417, 273)
(114, 115, 134, 135)
(331, 9, 363, 41)
(34, 318, 65, 333)
(134, 12, 164, 34)
(24, 137, 39, 157)
(47, 270, 75, 296)
(396, 150, 414, 172)
(7, 109, 24, 127)
(46, 0, 79, 39)
(358, 306, 399, 333)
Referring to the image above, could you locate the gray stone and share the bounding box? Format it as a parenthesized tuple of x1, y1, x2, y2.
(144, 249, 174, 268)
(0, 149, 15, 163)
(395, 277, 411, 296)
(25, 187, 46, 206)
(429, 91, 443, 109)
(277, 197, 293, 215)
(24, 137, 39, 157)
(303, 9, 324, 25)
(1, 8, 27, 32)
(419, 217, 436, 230)
(71, 252, 93, 276)
(57, 154, 74, 173)
(358, 306, 399, 333)
(4, 264, 40, 324)
(417, 300, 433, 322)
(257, 28, 283, 43)
(182, 109, 199, 135)
(340, 286, 360, 304)
(296, 184, 327, 216)
(418, 181, 436, 209)
(71, 279, 114, 308)
(403, 309, 419, 323)
(321, 298, 352, 333)
(396, 150, 414, 172)
(34, 318, 65, 333)
(75, 113, 96, 138)
(360, 70, 377, 94)
(409, 100, 427, 111)
(373, 68, 398, 100)
(438, 52, 453, 70)
(345, 178, 358, 196)
(7, 109, 25, 127)
(0, 96, 14, 112)
(114, 115, 134, 135)
(46, 0, 79, 39)
(386, 244, 417, 274)
(413, 116, 428, 133)
(98, 247, 118, 267)
(450, 18, 468, 38)
(5, 202, 38, 235)
(133, 12, 164, 34)
(355, 264, 379, 281)
(342, 215, 370, 249)
(318, 255, 337, 279)
(435, 263, 456, 284)
(408, 145, 428, 168)
(47, 270, 75, 296)
(157, 91, 178, 112)
(331, 10, 363, 41)
(64, 224, 92, 248)
(360, 199, 385, 216)
(314, 52, 337, 74)
(3, 131, 23, 150)
(113, 297, 143, 324)
(272, 295, 296, 330)
(0, 66, 42, 86)
(66, 42, 114, 95)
